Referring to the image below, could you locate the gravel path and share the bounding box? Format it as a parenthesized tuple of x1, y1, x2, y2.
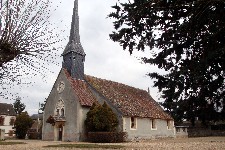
(1, 137, 225, 150)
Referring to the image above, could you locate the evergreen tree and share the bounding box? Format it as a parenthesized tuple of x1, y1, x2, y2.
(85, 102, 118, 132)
(14, 111, 33, 139)
(109, 0, 225, 124)
(13, 97, 25, 115)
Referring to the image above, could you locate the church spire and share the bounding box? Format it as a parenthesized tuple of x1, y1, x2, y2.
(69, 0, 80, 43)
(62, 0, 85, 56)
(62, 0, 85, 80)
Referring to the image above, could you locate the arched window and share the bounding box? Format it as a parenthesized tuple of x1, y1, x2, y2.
(56, 109, 59, 116)
(61, 108, 64, 117)
(55, 99, 65, 117)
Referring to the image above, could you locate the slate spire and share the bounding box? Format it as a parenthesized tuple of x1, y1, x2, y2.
(62, 0, 85, 80)
(62, 0, 85, 56)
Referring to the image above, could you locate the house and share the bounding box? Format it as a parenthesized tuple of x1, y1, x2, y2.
(0, 103, 16, 138)
(28, 114, 43, 139)
(30, 114, 43, 130)
(42, 0, 175, 142)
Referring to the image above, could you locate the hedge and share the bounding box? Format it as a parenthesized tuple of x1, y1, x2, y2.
(88, 132, 127, 143)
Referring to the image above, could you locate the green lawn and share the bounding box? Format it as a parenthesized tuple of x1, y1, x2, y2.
(44, 143, 125, 149)
(0, 141, 25, 145)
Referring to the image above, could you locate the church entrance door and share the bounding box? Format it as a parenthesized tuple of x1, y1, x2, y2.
(58, 124, 63, 141)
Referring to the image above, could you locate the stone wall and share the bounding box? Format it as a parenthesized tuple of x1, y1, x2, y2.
(123, 117, 175, 141)
(188, 127, 225, 137)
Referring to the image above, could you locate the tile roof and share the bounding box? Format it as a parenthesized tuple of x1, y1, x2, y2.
(0, 103, 16, 116)
(85, 75, 173, 120)
(30, 114, 43, 120)
(63, 69, 96, 106)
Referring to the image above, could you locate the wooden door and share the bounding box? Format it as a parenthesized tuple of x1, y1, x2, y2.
(58, 124, 63, 141)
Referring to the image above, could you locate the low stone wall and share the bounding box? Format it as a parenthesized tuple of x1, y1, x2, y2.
(188, 128, 225, 137)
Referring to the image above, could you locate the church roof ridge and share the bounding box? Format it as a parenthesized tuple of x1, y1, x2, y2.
(84, 74, 146, 92)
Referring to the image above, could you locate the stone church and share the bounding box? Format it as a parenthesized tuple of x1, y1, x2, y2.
(42, 0, 175, 142)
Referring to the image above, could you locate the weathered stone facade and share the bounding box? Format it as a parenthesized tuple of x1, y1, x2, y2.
(42, 70, 92, 141)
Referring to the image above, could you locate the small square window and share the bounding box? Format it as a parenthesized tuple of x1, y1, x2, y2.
(130, 117, 137, 129)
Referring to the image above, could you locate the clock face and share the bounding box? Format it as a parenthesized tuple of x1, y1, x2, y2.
(57, 81, 65, 93)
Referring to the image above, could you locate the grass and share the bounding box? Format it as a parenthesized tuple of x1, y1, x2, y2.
(44, 143, 125, 149)
(0, 141, 25, 145)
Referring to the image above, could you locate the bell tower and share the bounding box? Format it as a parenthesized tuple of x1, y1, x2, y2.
(62, 0, 85, 80)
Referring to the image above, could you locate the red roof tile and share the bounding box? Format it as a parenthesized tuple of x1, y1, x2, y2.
(85, 75, 172, 120)
(64, 69, 96, 106)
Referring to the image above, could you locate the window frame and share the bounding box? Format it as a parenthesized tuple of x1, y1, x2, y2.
(130, 117, 137, 130)
(151, 119, 157, 130)
(167, 120, 173, 130)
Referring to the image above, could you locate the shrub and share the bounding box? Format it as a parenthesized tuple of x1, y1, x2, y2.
(211, 124, 225, 130)
(85, 102, 118, 132)
(88, 132, 127, 143)
(14, 112, 33, 139)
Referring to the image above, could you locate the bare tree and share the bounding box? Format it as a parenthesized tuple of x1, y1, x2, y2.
(0, 0, 64, 99)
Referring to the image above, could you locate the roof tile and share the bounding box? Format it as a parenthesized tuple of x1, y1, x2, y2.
(64, 69, 96, 106)
(0, 103, 16, 116)
(85, 75, 172, 120)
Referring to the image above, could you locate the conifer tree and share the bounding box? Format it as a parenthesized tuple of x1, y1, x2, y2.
(13, 97, 25, 115)
(14, 111, 33, 139)
(85, 102, 118, 132)
(109, 0, 225, 123)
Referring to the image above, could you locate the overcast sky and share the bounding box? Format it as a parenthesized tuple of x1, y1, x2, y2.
(0, 0, 162, 115)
